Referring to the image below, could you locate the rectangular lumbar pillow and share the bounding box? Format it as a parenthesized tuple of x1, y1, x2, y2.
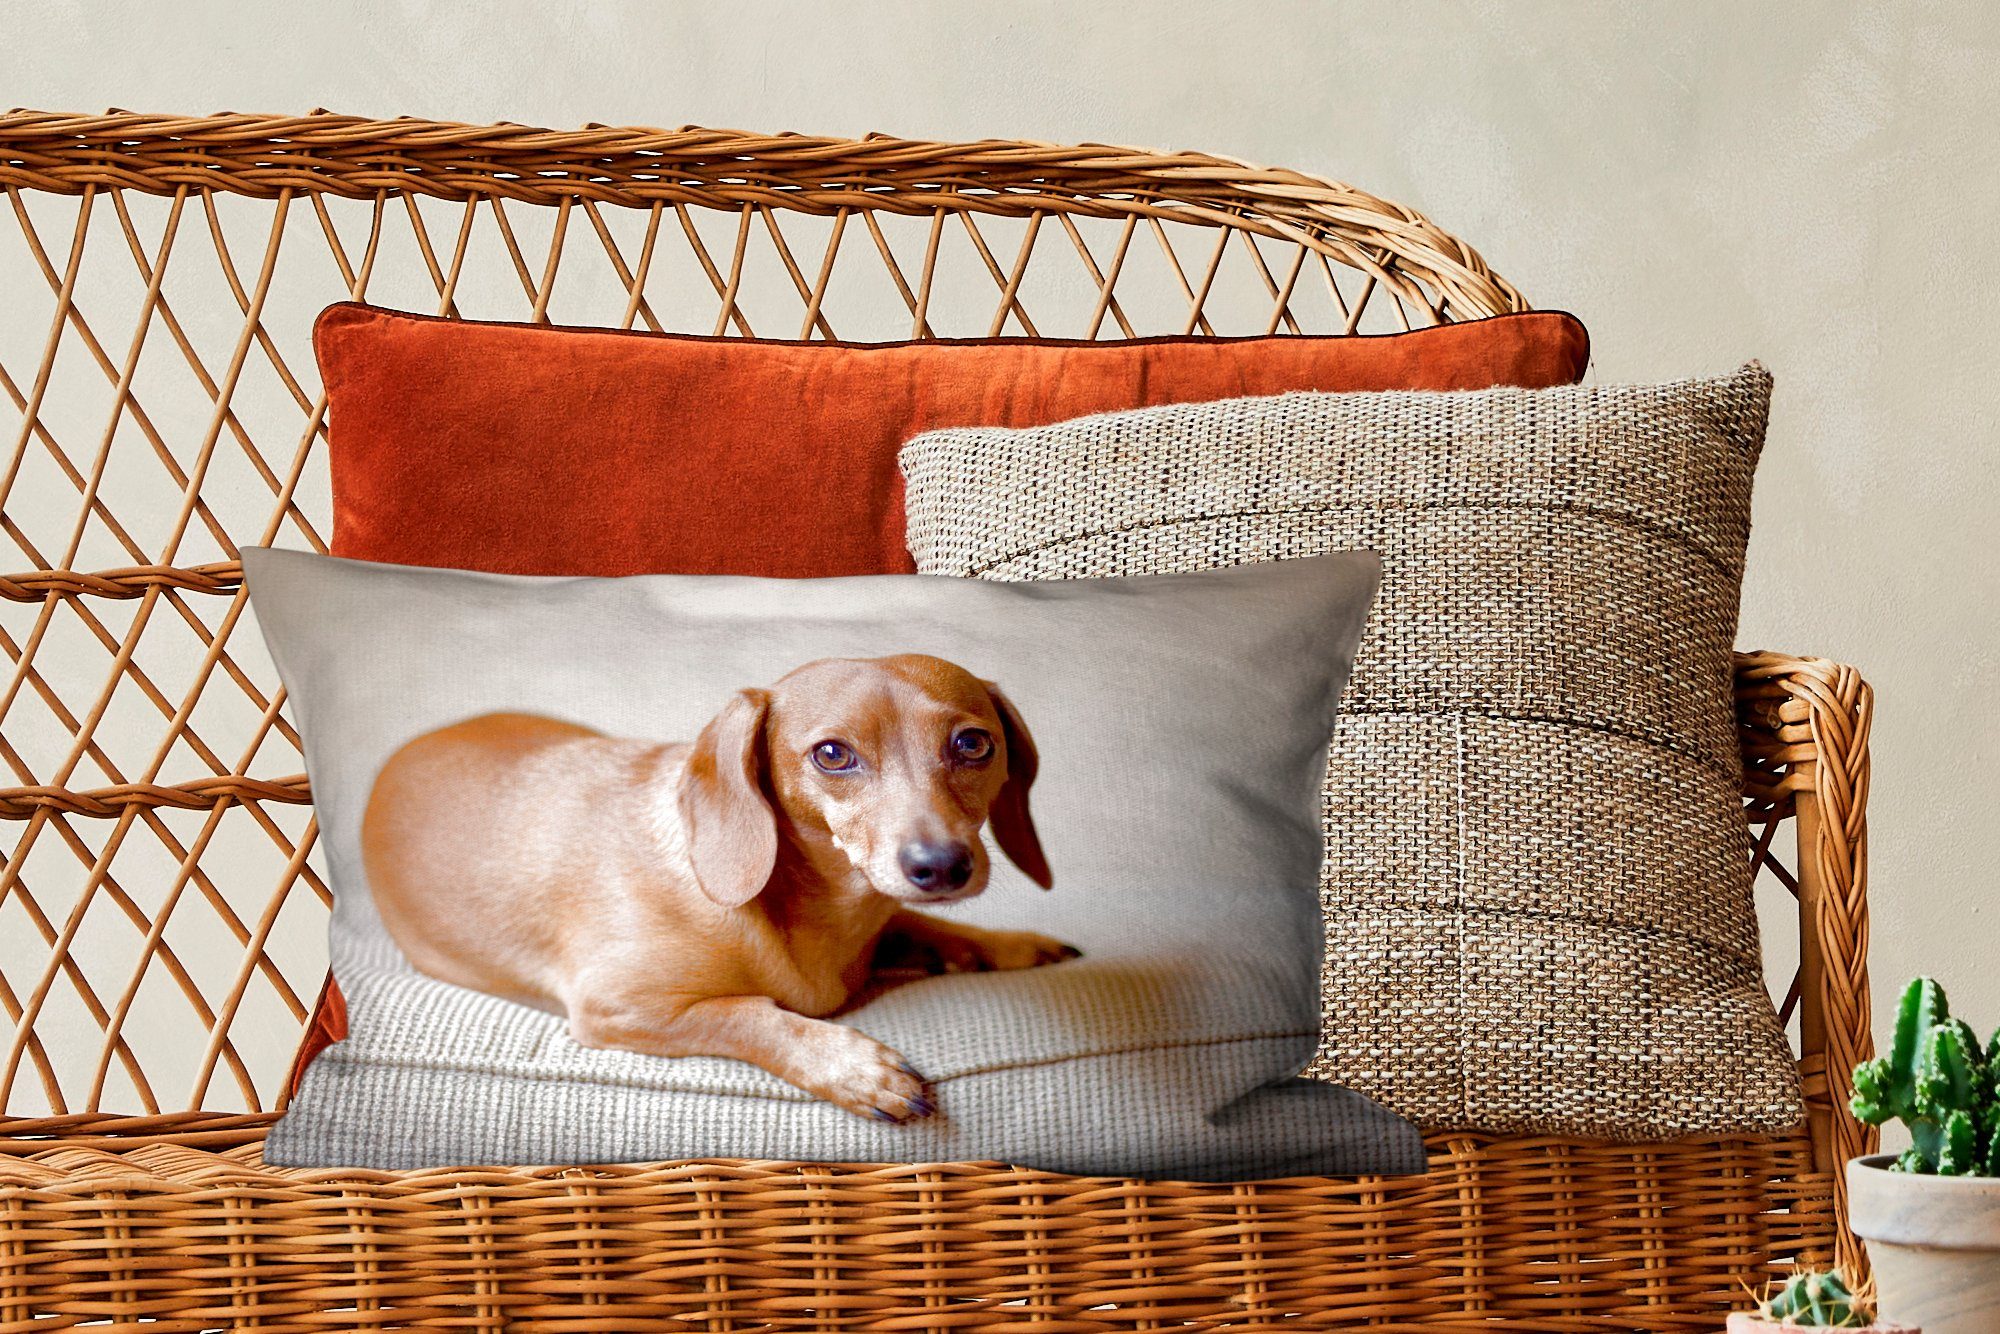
(247, 545, 1425, 1177)
(315, 303, 1588, 579)
(898, 364, 1802, 1139)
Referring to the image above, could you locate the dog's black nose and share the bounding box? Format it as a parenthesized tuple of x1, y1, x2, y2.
(898, 840, 974, 893)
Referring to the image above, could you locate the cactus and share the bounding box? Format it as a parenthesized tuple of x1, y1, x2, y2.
(1759, 1269, 1872, 1326)
(1851, 974, 2000, 1175)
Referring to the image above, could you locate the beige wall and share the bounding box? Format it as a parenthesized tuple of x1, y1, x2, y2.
(5, 0, 1996, 1090)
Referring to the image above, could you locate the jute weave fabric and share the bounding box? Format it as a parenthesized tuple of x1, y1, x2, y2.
(901, 364, 1802, 1137)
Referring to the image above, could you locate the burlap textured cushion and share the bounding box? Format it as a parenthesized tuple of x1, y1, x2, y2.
(898, 364, 1803, 1138)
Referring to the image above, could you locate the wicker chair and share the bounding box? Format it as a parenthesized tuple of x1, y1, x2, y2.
(0, 110, 1875, 1331)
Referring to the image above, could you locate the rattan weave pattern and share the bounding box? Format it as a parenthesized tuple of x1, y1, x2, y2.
(0, 110, 1873, 1328)
(0, 1120, 1833, 1334)
(0, 111, 1523, 328)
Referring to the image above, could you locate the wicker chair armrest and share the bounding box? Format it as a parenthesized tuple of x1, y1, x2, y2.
(1735, 649, 1876, 1272)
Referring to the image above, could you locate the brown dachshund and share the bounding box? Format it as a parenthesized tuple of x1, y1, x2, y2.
(361, 654, 1076, 1122)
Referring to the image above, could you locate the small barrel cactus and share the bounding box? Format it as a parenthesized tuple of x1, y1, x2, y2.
(1760, 1269, 1872, 1326)
(1851, 975, 2000, 1175)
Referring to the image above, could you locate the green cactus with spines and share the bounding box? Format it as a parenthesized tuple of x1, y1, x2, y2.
(1915, 1021, 1981, 1122)
(1940, 1107, 1981, 1174)
(1851, 975, 2000, 1176)
(1759, 1268, 1871, 1326)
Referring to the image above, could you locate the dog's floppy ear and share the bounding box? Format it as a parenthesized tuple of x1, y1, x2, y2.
(984, 682, 1053, 890)
(677, 687, 778, 907)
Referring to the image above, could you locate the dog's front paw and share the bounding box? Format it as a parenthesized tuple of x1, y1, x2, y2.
(979, 928, 1083, 972)
(922, 928, 1081, 974)
(811, 1027, 934, 1124)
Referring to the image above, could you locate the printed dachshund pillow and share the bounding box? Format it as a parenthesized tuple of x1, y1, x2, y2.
(246, 545, 1423, 1178)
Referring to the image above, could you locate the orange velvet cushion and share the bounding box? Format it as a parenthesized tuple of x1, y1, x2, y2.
(284, 303, 1591, 1098)
(317, 303, 1590, 577)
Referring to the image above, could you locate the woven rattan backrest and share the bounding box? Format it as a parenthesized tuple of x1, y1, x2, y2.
(0, 110, 1712, 1121)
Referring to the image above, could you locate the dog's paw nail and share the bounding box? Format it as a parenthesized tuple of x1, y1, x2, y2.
(870, 1107, 896, 1123)
(897, 1061, 921, 1077)
(906, 1096, 934, 1117)
(1057, 945, 1083, 960)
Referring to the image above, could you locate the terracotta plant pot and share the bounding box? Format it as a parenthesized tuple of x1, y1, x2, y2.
(1850, 1153, 2000, 1334)
(1725, 1315, 1917, 1333)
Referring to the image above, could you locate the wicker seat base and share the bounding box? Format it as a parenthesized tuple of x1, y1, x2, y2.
(0, 1119, 1832, 1332)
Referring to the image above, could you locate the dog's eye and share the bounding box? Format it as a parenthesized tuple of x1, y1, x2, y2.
(811, 741, 858, 773)
(950, 729, 995, 764)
